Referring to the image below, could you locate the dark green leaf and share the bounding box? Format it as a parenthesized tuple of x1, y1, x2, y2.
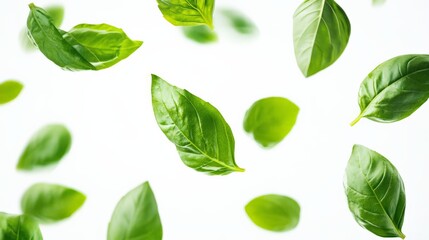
(0, 80, 23, 105)
(220, 9, 257, 35)
(108, 182, 162, 240)
(244, 97, 299, 148)
(157, 0, 215, 29)
(151, 74, 244, 175)
(182, 25, 217, 43)
(0, 213, 43, 240)
(17, 124, 72, 170)
(21, 183, 86, 223)
(293, 0, 351, 77)
(344, 144, 406, 239)
(245, 194, 300, 232)
(351, 54, 429, 125)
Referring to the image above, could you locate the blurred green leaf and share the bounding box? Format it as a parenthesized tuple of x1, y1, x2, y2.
(182, 25, 217, 44)
(220, 9, 257, 35)
(0, 80, 23, 105)
(0, 213, 43, 239)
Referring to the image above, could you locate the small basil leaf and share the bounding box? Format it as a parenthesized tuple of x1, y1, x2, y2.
(220, 9, 257, 35)
(182, 25, 217, 44)
(27, 3, 95, 70)
(17, 124, 72, 170)
(293, 0, 351, 77)
(373, 0, 386, 5)
(244, 97, 299, 148)
(151, 74, 244, 175)
(351, 54, 429, 125)
(0, 80, 23, 105)
(245, 194, 300, 232)
(21, 183, 86, 223)
(157, 0, 215, 29)
(108, 182, 162, 240)
(344, 144, 406, 239)
(0, 213, 43, 240)
(62, 24, 143, 70)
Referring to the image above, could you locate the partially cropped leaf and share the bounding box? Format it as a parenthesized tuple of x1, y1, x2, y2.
(220, 9, 257, 35)
(373, 0, 386, 5)
(245, 194, 300, 232)
(344, 145, 406, 238)
(27, 3, 142, 70)
(108, 182, 162, 240)
(0, 80, 23, 105)
(293, 0, 351, 77)
(17, 124, 72, 170)
(151, 74, 244, 175)
(182, 25, 217, 43)
(0, 213, 43, 240)
(351, 54, 429, 125)
(21, 183, 86, 223)
(244, 97, 299, 148)
(157, 0, 215, 29)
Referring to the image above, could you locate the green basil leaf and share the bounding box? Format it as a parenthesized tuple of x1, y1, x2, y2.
(157, 0, 215, 29)
(0, 213, 43, 240)
(245, 194, 300, 232)
(220, 9, 257, 35)
(373, 0, 386, 5)
(62, 24, 143, 70)
(293, 0, 351, 77)
(351, 54, 429, 125)
(244, 97, 299, 148)
(151, 74, 244, 175)
(21, 183, 86, 223)
(0, 80, 23, 105)
(108, 182, 162, 240)
(344, 144, 406, 239)
(17, 124, 72, 170)
(27, 3, 95, 70)
(182, 25, 217, 43)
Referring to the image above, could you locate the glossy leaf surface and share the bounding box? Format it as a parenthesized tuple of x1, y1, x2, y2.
(0, 80, 23, 105)
(344, 145, 406, 238)
(182, 25, 217, 43)
(17, 124, 72, 170)
(245, 194, 300, 232)
(293, 0, 351, 77)
(244, 97, 299, 148)
(220, 9, 257, 35)
(351, 54, 429, 125)
(0, 213, 43, 240)
(157, 0, 215, 29)
(108, 182, 162, 240)
(21, 183, 86, 223)
(151, 74, 244, 175)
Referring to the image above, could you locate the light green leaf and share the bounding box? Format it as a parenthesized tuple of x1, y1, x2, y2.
(21, 183, 86, 223)
(293, 0, 351, 77)
(0, 213, 43, 240)
(17, 124, 72, 170)
(373, 0, 386, 5)
(244, 97, 299, 148)
(151, 74, 244, 175)
(0, 80, 23, 105)
(245, 194, 300, 232)
(182, 25, 217, 43)
(220, 9, 257, 35)
(344, 144, 406, 239)
(351, 54, 429, 125)
(108, 182, 162, 240)
(157, 0, 215, 29)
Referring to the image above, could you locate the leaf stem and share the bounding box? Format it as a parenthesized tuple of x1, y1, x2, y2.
(350, 114, 363, 126)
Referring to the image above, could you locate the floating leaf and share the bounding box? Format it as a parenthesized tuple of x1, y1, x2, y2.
(0, 80, 23, 105)
(0, 213, 43, 239)
(157, 0, 215, 29)
(182, 25, 217, 44)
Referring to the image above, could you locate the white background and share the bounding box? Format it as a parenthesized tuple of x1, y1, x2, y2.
(1, 0, 429, 239)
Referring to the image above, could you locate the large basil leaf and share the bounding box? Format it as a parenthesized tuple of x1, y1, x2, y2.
(108, 182, 162, 240)
(245, 194, 300, 232)
(293, 0, 351, 77)
(0, 80, 23, 105)
(62, 24, 143, 70)
(351, 54, 429, 125)
(21, 183, 86, 223)
(182, 25, 217, 44)
(27, 3, 142, 71)
(151, 74, 244, 175)
(344, 144, 406, 238)
(157, 0, 215, 29)
(17, 124, 72, 170)
(0, 213, 43, 240)
(243, 97, 299, 148)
